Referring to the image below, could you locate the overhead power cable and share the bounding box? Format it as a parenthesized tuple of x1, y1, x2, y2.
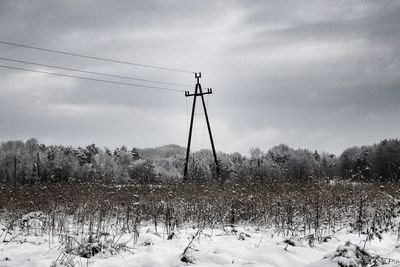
(0, 40, 195, 74)
(0, 65, 185, 93)
(0, 57, 191, 87)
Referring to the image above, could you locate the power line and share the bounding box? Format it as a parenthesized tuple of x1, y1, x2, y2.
(0, 57, 191, 87)
(0, 65, 185, 93)
(0, 40, 195, 74)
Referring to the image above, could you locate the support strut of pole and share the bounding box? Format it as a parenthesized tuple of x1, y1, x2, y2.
(183, 72, 220, 181)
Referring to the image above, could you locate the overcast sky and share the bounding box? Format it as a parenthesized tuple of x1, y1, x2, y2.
(0, 0, 399, 155)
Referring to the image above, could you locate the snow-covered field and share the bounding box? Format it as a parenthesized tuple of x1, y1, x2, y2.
(2, 221, 400, 267)
(2, 183, 400, 266)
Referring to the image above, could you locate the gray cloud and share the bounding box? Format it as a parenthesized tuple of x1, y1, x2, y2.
(0, 0, 399, 155)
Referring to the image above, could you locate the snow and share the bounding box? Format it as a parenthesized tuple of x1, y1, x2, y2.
(2, 224, 400, 267)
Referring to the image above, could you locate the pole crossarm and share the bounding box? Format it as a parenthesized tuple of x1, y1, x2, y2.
(184, 88, 213, 97)
(183, 72, 220, 181)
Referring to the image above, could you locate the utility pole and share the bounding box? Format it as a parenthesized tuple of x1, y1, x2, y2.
(183, 72, 219, 181)
(13, 154, 17, 186)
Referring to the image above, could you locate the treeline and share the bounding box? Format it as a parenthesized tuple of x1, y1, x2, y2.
(0, 138, 399, 185)
(0, 139, 154, 185)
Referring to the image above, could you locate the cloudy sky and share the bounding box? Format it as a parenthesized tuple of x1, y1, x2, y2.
(0, 0, 399, 155)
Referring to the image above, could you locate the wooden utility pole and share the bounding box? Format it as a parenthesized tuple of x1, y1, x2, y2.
(13, 154, 17, 186)
(183, 72, 219, 181)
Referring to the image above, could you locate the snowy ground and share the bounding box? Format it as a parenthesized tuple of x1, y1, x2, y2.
(2, 223, 400, 267)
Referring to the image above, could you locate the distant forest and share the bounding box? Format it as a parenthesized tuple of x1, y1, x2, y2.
(0, 138, 399, 185)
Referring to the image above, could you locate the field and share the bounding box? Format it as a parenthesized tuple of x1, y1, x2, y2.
(1, 182, 400, 266)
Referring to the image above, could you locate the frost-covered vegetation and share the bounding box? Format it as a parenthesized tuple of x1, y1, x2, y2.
(1, 138, 400, 185)
(2, 183, 400, 266)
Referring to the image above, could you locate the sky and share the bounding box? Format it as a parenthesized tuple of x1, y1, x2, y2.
(0, 0, 399, 155)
